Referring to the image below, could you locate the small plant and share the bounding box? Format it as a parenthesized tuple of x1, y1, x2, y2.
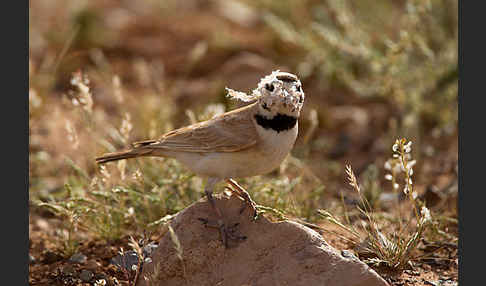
(168, 225, 186, 279)
(248, 0, 457, 137)
(35, 183, 86, 257)
(318, 138, 432, 271)
(127, 235, 144, 286)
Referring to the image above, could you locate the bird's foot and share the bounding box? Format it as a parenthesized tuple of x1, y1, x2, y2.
(224, 183, 259, 221)
(198, 218, 247, 248)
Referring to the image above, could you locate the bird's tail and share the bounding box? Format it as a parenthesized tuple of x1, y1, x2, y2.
(95, 147, 153, 164)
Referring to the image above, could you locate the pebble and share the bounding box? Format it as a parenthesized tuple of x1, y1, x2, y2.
(35, 219, 50, 231)
(85, 259, 101, 270)
(43, 251, 62, 264)
(80, 269, 94, 282)
(69, 252, 87, 264)
(110, 250, 140, 271)
(379, 192, 400, 203)
(421, 185, 443, 207)
(143, 242, 158, 257)
(95, 274, 114, 286)
(61, 265, 76, 276)
(439, 278, 458, 286)
(404, 269, 420, 276)
(340, 250, 357, 260)
(94, 272, 108, 281)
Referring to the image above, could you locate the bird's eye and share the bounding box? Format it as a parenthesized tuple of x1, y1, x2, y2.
(261, 101, 270, 111)
(296, 85, 302, 92)
(265, 83, 274, 92)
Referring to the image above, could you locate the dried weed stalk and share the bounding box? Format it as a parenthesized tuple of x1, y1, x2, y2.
(319, 138, 432, 270)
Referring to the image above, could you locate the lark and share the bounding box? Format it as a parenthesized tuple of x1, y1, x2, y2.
(96, 70, 305, 247)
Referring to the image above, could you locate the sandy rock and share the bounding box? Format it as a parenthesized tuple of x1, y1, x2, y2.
(138, 194, 389, 286)
(79, 270, 94, 282)
(69, 252, 87, 264)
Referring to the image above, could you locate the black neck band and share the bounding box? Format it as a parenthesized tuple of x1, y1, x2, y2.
(254, 113, 297, 132)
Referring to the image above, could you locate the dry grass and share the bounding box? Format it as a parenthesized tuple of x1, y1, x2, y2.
(319, 139, 435, 271)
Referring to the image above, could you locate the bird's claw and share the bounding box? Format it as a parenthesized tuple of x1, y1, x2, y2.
(224, 184, 259, 221)
(238, 201, 259, 221)
(198, 218, 246, 248)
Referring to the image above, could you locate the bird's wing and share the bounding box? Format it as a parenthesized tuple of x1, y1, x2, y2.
(142, 103, 259, 153)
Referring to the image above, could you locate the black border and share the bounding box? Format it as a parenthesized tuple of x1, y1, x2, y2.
(459, 1, 481, 285)
(4, 0, 28, 284)
(457, 0, 462, 283)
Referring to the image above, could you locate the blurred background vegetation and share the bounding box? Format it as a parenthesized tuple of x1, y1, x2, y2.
(29, 0, 457, 271)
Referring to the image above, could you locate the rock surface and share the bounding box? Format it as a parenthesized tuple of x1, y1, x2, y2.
(138, 194, 389, 286)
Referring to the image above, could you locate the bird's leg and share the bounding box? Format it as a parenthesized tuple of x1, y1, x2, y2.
(199, 178, 246, 247)
(226, 178, 258, 220)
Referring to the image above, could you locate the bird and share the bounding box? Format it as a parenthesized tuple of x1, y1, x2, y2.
(96, 70, 305, 247)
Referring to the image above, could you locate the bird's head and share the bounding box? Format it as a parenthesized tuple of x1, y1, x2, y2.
(253, 70, 304, 118)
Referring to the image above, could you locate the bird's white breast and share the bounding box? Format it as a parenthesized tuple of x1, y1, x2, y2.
(255, 121, 298, 168)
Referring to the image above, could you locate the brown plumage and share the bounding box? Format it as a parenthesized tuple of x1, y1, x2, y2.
(95, 102, 260, 164)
